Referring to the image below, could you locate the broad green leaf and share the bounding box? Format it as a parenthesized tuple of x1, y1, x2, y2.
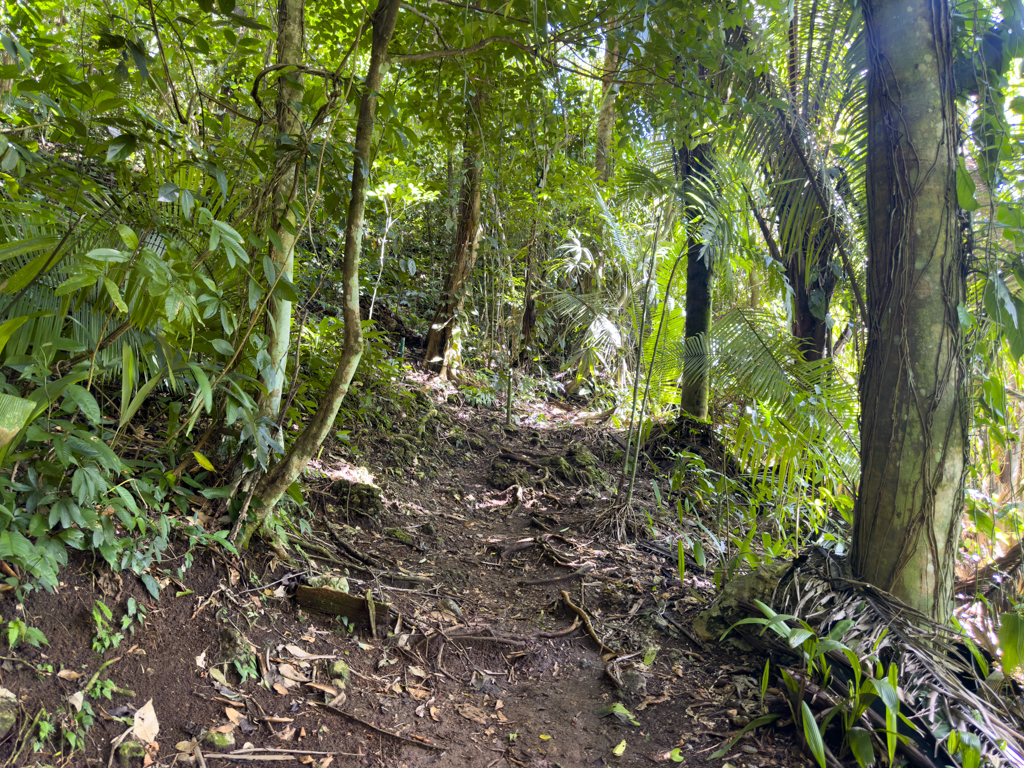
(103, 278, 128, 313)
(121, 344, 135, 424)
(193, 451, 215, 471)
(0, 315, 29, 357)
(0, 394, 35, 450)
(65, 384, 101, 424)
(847, 727, 874, 768)
(3, 251, 57, 294)
(106, 134, 137, 163)
(120, 369, 166, 427)
(801, 701, 826, 768)
(956, 157, 980, 212)
(84, 248, 130, 263)
(117, 225, 139, 250)
(594, 703, 639, 726)
(0, 234, 60, 263)
(187, 363, 213, 414)
(212, 339, 234, 356)
(998, 613, 1024, 675)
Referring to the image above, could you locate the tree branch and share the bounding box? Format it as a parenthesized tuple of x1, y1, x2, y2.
(390, 35, 540, 64)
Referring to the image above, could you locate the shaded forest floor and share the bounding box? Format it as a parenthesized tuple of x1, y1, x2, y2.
(0, 373, 805, 768)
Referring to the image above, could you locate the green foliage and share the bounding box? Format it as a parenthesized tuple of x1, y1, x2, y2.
(90, 600, 124, 654)
(6, 618, 48, 649)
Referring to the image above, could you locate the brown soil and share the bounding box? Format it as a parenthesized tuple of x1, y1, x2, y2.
(0, 376, 804, 768)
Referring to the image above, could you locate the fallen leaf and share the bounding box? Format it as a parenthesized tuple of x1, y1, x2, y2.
(57, 669, 85, 681)
(209, 667, 229, 686)
(278, 725, 297, 741)
(212, 724, 235, 734)
(407, 685, 430, 701)
(495, 700, 503, 710)
(196, 651, 207, 669)
(225, 707, 242, 724)
(278, 663, 309, 683)
(429, 706, 441, 722)
(67, 691, 84, 713)
(298, 757, 315, 765)
(319, 757, 334, 767)
(408, 665, 428, 678)
(133, 700, 160, 744)
(175, 740, 196, 753)
(285, 645, 311, 658)
(456, 703, 489, 725)
(305, 682, 339, 696)
(273, 683, 289, 696)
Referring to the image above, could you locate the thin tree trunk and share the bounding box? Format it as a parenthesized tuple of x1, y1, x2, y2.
(519, 221, 536, 364)
(424, 92, 484, 377)
(679, 143, 714, 421)
(594, 39, 619, 183)
(238, 0, 401, 546)
(260, 0, 305, 420)
(785, 245, 837, 362)
(850, 0, 967, 622)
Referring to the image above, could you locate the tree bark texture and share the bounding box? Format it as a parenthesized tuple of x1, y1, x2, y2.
(261, 0, 305, 419)
(594, 40, 619, 182)
(678, 143, 714, 421)
(851, 0, 968, 621)
(424, 94, 484, 377)
(242, 0, 401, 543)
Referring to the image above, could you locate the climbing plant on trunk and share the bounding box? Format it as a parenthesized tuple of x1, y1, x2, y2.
(260, 0, 305, 420)
(424, 89, 484, 378)
(237, 0, 402, 544)
(678, 142, 715, 421)
(850, 0, 968, 622)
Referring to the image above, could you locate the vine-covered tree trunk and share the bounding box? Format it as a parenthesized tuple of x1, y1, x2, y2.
(679, 142, 714, 420)
(594, 38, 618, 183)
(785, 241, 837, 362)
(261, 0, 304, 420)
(424, 92, 483, 377)
(851, 0, 968, 621)
(240, 0, 401, 543)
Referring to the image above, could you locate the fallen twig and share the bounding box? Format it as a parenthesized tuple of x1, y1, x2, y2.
(534, 617, 582, 638)
(560, 590, 619, 657)
(313, 702, 445, 750)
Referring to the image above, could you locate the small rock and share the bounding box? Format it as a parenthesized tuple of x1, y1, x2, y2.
(385, 527, 414, 545)
(117, 738, 146, 768)
(308, 575, 349, 593)
(328, 660, 350, 681)
(0, 688, 16, 740)
(203, 730, 236, 749)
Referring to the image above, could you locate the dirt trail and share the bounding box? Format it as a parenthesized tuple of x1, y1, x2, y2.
(0, 381, 800, 768)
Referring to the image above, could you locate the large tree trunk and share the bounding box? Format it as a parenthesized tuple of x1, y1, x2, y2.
(260, 0, 305, 420)
(594, 39, 619, 183)
(424, 94, 484, 378)
(238, 0, 401, 545)
(850, 0, 968, 622)
(679, 143, 714, 421)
